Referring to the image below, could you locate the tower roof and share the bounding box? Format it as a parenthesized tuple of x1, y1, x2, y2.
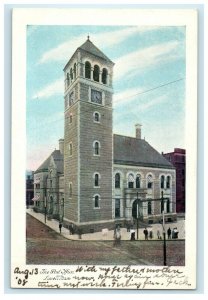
(78, 37, 114, 64)
(63, 37, 114, 70)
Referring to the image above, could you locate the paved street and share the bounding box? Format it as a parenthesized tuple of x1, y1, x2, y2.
(26, 214, 185, 266)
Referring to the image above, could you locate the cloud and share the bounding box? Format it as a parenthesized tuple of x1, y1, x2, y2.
(38, 26, 158, 64)
(113, 87, 144, 106)
(114, 40, 183, 81)
(32, 77, 63, 100)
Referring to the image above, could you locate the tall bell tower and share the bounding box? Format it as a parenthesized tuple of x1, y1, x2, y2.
(63, 37, 114, 233)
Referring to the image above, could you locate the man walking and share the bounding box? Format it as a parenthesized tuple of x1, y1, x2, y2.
(143, 227, 148, 240)
(167, 227, 171, 239)
(59, 222, 63, 234)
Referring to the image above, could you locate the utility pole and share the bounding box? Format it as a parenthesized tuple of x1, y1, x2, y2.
(44, 196, 47, 224)
(136, 192, 139, 240)
(161, 191, 167, 266)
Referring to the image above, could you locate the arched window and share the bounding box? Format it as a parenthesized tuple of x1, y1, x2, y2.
(161, 175, 165, 189)
(94, 112, 100, 122)
(115, 173, 120, 188)
(74, 63, 76, 78)
(94, 173, 100, 187)
(93, 141, 100, 156)
(70, 68, 73, 81)
(93, 65, 100, 82)
(136, 174, 141, 188)
(69, 183, 72, 197)
(66, 73, 70, 86)
(128, 173, 134, 188)
(147, 175, 153, 189)
(94, 195, 100, 208)
(166, 198, 170, 213)
(102, 68, 108, 84)
(85, 61, 91, 79)
(166, 176, 171, 189)
(148, 201, 152, 215)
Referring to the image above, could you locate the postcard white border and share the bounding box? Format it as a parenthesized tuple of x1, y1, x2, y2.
(11, 8, 197, 289)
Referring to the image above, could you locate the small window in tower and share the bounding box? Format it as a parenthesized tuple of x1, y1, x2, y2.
(93, 141, 100, 156)
(69, 113, 72, 124)
(102, 68, 108, 84)
(69, 143, 73, 156)
(93, 65, 100, 82)
(94, 194, 100, 208)
(66, 73, 70, 87)
(85, 61, 91, 79)
(94, 173, 100, 187)
(74, 63, 76, 78)
(93, 112, 100, 123)
(69, 182, 72, 197)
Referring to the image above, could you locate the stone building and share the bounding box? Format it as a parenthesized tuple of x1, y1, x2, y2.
(33, 38, 176, 233)
(33, 139, 64, 220)
(163, 148, 186, 213)
(26, 171, 34, 206)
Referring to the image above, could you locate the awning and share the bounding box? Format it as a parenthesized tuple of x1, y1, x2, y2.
(32, 195, 40, 201)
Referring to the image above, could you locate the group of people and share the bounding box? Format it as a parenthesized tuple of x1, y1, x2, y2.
(58, 222, 179, 241)
(143, 227, 179, 240)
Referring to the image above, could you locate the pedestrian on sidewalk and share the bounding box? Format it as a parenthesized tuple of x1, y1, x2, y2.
(59, 222, 62, 234)
(130, 228, 135, 240)
(157, 229, 161, 239)
(113, 226, 121, 246)
(143, 227, 148, 240)
(149, 229, 153, 239)
(167, 227, 171, 239)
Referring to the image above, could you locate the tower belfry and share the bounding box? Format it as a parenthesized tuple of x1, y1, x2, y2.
(63, 38, 115, 233)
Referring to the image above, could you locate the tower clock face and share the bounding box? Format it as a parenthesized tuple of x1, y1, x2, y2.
(91, 89, 102, 104)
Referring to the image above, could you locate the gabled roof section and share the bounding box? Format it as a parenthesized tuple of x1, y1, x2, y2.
(35, 150, 64, 174)
(113, 134, 174, 169)
(78, 38, 114, 64)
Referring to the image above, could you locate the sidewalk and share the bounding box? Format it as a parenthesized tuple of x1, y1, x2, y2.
(26, 208, 185, 241)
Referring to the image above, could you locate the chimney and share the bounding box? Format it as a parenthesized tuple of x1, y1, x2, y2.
(59, 139, 64, 155)
(135, 124, 142, 139)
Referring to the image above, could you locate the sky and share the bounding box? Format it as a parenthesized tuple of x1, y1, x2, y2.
(27, 25, 185, 171)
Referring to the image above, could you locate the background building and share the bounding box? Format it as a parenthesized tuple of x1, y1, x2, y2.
(163, 148, 186, 213)
(26, 171, 34, 206)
